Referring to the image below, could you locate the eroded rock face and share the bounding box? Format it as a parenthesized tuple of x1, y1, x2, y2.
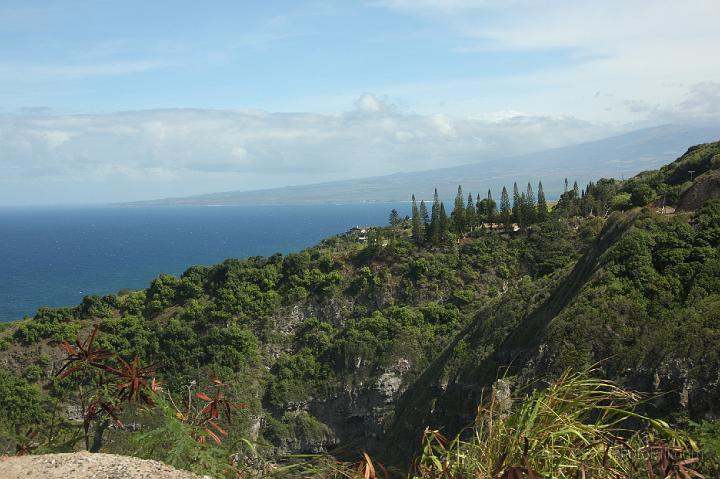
(272, 296, 359, 333)
(264, 295, 417, 456)
(376, 358, 411, 400)
(376, 372, 403, 400)
(649, 358, 720, 421)
(287, 358, 414, 455)
(276, 305, 306, 334)
(677, 170, 720, 211)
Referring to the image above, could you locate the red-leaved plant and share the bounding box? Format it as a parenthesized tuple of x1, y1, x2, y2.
(55, 325, 158, 451)
(54, 325, 244, 456)
(163, 376, 245, 446)
(56, 325, 112, 379)
(104, 355, 159, 405)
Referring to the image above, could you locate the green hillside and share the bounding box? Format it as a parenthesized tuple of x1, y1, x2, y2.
(1, 141, 719, 477)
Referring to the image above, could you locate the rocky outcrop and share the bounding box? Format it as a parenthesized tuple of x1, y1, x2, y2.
(677, 170, 720, 211)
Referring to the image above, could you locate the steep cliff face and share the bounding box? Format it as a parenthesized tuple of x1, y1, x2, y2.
(262, 299, 415, 455)
(251, 293, 419, 455)
(306, 357, 412, 453)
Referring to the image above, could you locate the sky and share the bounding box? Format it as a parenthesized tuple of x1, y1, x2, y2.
(0, 0, 719, 205)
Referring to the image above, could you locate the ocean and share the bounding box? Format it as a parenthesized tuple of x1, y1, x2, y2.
(0, 204, 408, 322)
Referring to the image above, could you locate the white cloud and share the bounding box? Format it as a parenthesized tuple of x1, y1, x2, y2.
(369, 0, 720, 122)
(39, 130, 72, 149)
(230, 146, 248, 159)
(352, 92, 398, 115)
(394, 130, 415, 142)
(627, 81, 720, 127)
(0, 95, 613, 184)
(672, 82, 720, 123)
(431, 114, 456, 137)
(469, 1, 718, 54)
(1, 86, 714, 205)
(141, 121, 168, 143)
(354, 93, 382, 113)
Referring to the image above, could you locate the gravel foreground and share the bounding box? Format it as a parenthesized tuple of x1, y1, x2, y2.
(0, 452, 209, 479)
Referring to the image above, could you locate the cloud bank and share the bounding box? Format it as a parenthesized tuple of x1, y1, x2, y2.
(0, 94, 602, 196)
(1, 83, 717, 205)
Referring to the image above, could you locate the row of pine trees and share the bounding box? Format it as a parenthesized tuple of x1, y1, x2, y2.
(408, 182, 549, 245)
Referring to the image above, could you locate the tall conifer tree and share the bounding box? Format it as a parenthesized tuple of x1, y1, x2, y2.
(486, 189, 495, 225)
(582, 181, 595, 216)
(526, 182, 536, 208)
(572, 181, 581, 215)
(525, 182, 536, 224)
(518, 193, 528, 228)
(430, 189, 441, 244)
(465, 193, 476, 231)
(512, 182, 521, 223)
(500, 186, 511, 230)
(537, 181, 548, 221)
(512, 182, 523, 226)
(389, 209, 400, 226)
(419, 200, 430, 231)
(389, 209, 400, 239)
(411, 194, 421, 243)
(439, 202, 449, 242)
(452, 185, 465, 233)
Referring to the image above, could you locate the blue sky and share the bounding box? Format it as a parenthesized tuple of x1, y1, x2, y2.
(1, 0, 719, 204)
(1, 1, 586, 114)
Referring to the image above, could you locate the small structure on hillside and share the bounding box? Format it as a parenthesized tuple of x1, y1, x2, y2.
(478, 222, 520, 232)
(349, 225, 371, 242)
(349, 226, 368, 234)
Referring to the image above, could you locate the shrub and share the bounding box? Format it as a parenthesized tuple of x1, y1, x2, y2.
(13, 308, 80, 345)
(630, 183, 657, 206)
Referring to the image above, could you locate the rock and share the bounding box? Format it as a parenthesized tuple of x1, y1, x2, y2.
(376, 371, 402, 399)
(492, 378, 513, 417)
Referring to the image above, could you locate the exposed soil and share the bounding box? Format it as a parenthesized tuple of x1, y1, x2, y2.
(0, 452, 207, 479)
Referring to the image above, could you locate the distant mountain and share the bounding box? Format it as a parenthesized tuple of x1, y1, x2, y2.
(131, 124, 718, 205)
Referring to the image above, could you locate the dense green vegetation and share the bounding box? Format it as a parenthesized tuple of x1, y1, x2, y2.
(622, 141, 720, 207)
(0, 141, 718, 477)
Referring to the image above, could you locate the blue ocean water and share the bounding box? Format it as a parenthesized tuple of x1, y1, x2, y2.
(0, 204, 408, 322)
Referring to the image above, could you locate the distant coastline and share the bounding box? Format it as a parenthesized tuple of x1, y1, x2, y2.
(121, 124, 718, 208)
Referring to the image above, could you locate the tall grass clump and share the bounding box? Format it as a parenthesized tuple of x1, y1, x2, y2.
(412, 369, 703, 479)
